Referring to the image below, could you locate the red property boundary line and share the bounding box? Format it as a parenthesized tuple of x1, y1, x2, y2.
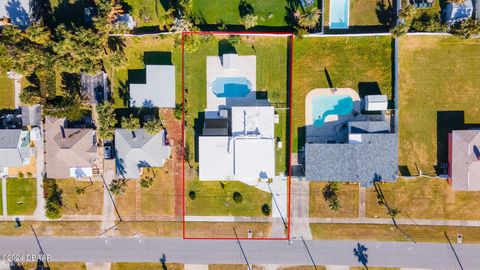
(181, 31, 294, 240)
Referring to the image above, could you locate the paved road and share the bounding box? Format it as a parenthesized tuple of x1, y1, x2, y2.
(0, 237, 474, 269)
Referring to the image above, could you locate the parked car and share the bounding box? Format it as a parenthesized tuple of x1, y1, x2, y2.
(104, 141, 114, 160)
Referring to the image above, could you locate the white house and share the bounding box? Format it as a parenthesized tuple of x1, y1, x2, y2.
(129, 65, 176, 108)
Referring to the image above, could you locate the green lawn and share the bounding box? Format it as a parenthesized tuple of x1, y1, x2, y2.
(323, 0, 391, 27)
(191, 0, 298, 27)
(109, 35, 183, 108)
(186, 180, 272, 216)
(184, 35, 289, 171)
(367, 177, 480, 220)
(6, 178, 37, 215)
(0, 72, 14, 109)
(123, 0, 167, 28)
(398, 36, 480, 175)
(292, 36, 393, 152)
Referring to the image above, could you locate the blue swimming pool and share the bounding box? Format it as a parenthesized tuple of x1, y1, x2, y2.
(312, 95, 353, 127)
(330, 0, 349, 29)
(212, 77, 252, 98)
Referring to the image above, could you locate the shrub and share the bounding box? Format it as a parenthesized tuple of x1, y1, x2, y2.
(26, 172, 33, 178)
(261, 203, 271, 216)
(189, 190, 196, 200)
(174, 103, 183, 120)
(75, 186, 86, 195)
(140, 177, 153, 189)
(109, 179, 127, 195)
(241, 14, 258, 29)
(17, 172, 24, 179)
(44, 179, 63, 219)
(411, 12, 445, 32)
(233, 192, 243, 203)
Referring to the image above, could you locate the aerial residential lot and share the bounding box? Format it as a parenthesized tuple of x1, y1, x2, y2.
(398, 36, 480, 176)
(292, 36, 393, 152)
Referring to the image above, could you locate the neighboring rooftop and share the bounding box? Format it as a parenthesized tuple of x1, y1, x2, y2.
(305, 120, 398, 186)
(443, 0, 473, 23)
(0, 129, 30, 168)
(115, 128, 170, 179)
(21, 105, 41, 127)
(449, 130, 480, 191)
(45, 117, 98, 179)
(129, 65, 175, 108)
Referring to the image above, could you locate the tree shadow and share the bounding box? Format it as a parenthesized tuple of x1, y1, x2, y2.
(238, 0, 254, 17)
(376, 0, 395, 27)
(30, 0, 53, 26)
(108, 36, 127, 53)
(51, 0, 86, 27)
(118, 80, 130, 107)
(324, 68, 334, 88)
(61, 72, 82, 96)
(218, 39, 237, 56)
(353, 242, 369, 269)
(5, 0, 30, 27)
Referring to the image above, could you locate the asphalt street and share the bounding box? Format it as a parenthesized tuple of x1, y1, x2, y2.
(0, 237, 476, 269)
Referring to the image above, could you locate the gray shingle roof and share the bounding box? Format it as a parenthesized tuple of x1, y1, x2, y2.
(305, 132, 398, 187)
(115, 129, 170, 179)
(0, 129, 25, 167)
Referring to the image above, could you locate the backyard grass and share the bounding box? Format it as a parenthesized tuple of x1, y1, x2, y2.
(184, 35, 289, 171)
(323, 0, 390, 28)
(6, 178, 36, 215)
(191, 0, 299, 27)
(123, 0, 167, 28)
(115, 180, 138, 218)
(112, 263, 183, 270)
(292, 36, 393, 152)
(367, 177, 480, 220)
(398, 36, 480, 175)
(310, 223, 480, 243)
(0, 72, 14, 109)
(56, 179, 104, 215)
(310, 182, 359, 218)
(109, 35, 183, 108)
(186, 180, 272, 216)
(185, 222, 272, 238)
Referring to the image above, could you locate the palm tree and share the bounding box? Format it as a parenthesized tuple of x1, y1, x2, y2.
(328, 198, 342, 212)
(322, 182, 339, 202)
(109, 179, 127, 195)
(241, 14, 258, 29)
(96, 102, 116, 141)
(298, 7, 321, 29)
(144, 119, 162, 135)
(121, 114, 140, 138)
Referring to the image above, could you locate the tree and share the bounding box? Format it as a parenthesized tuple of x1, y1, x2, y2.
(158, 8, 175, 31)
(44, 179, 63, 219)
(75, 186, 86, 195)
(174, 103, 183, 120)
(20, 86, 44, 105)
(140, 176, 153, 189)
(328, 198, 342, 212)
(121, 114, 140, 138)
(398, 5, 415, 22)
(144, 119, 162, 135)
(241, 14, 258, 29)
(184, 34, 202, 53)
(96, 102, 117, 141)
(233, 192, 243, 203)
(43, 95, 87, 121)
(109, 179, 127, 195)
(170, 17, 193, 33)
(261, 203, 271, 216)
(298, 7, 321, 29)
(451, 18, 480, 39)
(390, 23, 409, 37)
(228, 35, 242, 47)
(189, 190, 196, 200)
(322, 182, 342, 212)
(411, 12, 446, 32)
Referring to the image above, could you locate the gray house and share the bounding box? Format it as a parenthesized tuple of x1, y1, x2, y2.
(129, 65, 175, 108)
(0, 129, 31, 177)
(305, 120, 398, 187)
(115, 128, 170, 179)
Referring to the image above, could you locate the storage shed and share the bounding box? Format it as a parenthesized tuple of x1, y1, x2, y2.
(365, 95, 388, 111)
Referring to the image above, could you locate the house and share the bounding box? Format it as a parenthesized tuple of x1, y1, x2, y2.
(0, 0, 30, 28)
(115, 128, 170, 179)
(0, 129, 31, 177)
(115, 13, 136, 30)
(45, 117, 100, 179)
(129, 65, 175, 108)
(448, 130, 480, 191)
(199, 106, 275, 184)
(81, 72, 109, 105)
(443, 0, 473, 23)
(411, 0, 434, 9)
(305, 119, 398, 186)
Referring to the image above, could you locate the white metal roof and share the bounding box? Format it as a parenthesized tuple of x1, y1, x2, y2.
(130, 65, 176, 108)
(199, 136, 233, 180)
(223, 54, 239, 70)
(365, 95, 388, 111)
(234, 138, 275, 179)
(231, 106, 274, 138)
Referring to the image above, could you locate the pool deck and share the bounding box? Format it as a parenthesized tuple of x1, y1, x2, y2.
(206, 55, 257, 111)
(305, 88, 360, 143)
